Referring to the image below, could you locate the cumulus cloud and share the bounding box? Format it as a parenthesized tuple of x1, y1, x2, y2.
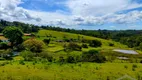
(0, 0, 41, 22)
(106, 11, 142, 24)
(0, 0, 142, 28)
(67, 0, 142, 16)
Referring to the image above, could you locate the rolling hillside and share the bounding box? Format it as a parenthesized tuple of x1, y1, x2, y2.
(37, 30, 128, 49)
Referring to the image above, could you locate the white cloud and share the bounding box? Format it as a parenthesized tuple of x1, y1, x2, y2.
(67, 0, 142, 16)
(0, 0, 41, 22)
(0, 0, 142, 29)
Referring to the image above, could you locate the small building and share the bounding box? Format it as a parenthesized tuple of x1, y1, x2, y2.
(24, 33, 32, 36)
(0, 36, 9, 42)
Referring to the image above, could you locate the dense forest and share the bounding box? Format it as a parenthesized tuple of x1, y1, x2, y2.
(0, 20, 142, 50)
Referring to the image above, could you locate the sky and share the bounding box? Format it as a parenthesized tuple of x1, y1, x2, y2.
(0, 0, 142, 30)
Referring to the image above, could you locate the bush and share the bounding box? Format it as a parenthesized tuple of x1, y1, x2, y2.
(66, 55, 76, 63)
(20, 51, 35, 61)
(109, 43, 114, 46)
(65, 42, 82, 51)
(82, 44, 88, 48)
(89, 40, 102, 47)
(0, 61, 9, 66)
(140, 60, 142, 63)
(15, 44, 25, 51)
(38, 51, 53, 62)
(43, 39, 50, 45)
(63, 38, 70, 42)
(124, 65, 128, 69)
(0, 49, 13, 60)
(0, 42, 9, 49)
(132, 64, 138, 68)
(82, 39, 89, 43)
(19, 60, 25, 65)
(82, 49, 106, 63)
(23, 39, 45, 53)
(59, 56, 65, 64)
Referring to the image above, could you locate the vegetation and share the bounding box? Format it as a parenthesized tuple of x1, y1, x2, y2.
(2, 27, 23, 47)
(0, 20, 142, 79)
(89, 40, 102, 47)
(43, 38, 50, 45)
(23, 39, 45, 53)
(0, 42, 9, 49)
(65, 42, 82, 51)
(82, 49, 106, 63)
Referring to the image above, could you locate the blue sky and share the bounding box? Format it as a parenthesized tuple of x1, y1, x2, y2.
(1, 0, 142, 30)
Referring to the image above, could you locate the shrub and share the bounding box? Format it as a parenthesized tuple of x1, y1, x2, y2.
(59, 56, 65, 64)
(82, 39, 90, 43)
(82, 49, 106, 63)
(109, 43, 114, 46)
(0, 49, 13, 60)
(0, 61, 9, 66)
(140, 60, 142, 63)
(38, 51, 53, 62)
(19, 60, 25, 65)
(23, 39, 45, 53)
(65, 42, 82, 51)
(43, 39, 50, 45)
(15, 44, 25, 51)
(66, 55, 76, 63)
(132, 64, 138, 68)
(0, 42, 9, 49)
(20, 51, 35, 61)
(89, 40, 102, 47)
(124, 65, 128, 69)
(82, 44, 88, 48)
(63, 38, 70, 42)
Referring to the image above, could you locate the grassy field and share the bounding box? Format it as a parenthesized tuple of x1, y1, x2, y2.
(0, 29, 142, 80)
(37, 30, 142, 57)
(0, 60, 141, 80)
(37, 30, 128, 49)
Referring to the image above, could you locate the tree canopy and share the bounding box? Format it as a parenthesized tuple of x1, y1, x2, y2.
(2, 27, 24, 46)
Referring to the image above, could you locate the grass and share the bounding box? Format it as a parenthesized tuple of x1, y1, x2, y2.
(37, 30, 127, 48)
(0, 61, 141, 80)
(37, 30, 129, 50)
(37, 30, 142, 55)
(0, 29, 142, 80)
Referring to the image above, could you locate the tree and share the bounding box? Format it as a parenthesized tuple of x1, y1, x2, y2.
(139, 43, 142, 50)
(0, 42, 9, 49)
(65, 42, 82, 51)
(20, 51, 34, 61)
(82, 49, 106, 63)
(2, 27, 23, 47)
(43, 39, 50, 45)
(89, 40, 102, 47)
(23, 38, 45, 53)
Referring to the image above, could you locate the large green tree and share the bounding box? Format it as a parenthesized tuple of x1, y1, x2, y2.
(2, 27, 24, 47)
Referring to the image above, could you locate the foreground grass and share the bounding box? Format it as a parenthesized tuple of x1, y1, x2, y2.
(0, 61, 142, 80)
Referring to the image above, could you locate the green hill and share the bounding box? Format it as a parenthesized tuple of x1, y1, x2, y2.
(0, 29, 141, 80)
(37, 30, 127, 49)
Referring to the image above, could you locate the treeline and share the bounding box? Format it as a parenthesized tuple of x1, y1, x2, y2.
(1, 20, 142, 49)
(41, 26, 142, 50)
(0, 20, 39, 33)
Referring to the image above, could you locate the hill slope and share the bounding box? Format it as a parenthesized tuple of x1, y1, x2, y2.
(37, 30, 128, 49)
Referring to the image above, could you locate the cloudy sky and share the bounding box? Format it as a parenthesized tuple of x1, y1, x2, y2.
(0, 0, 142, 30)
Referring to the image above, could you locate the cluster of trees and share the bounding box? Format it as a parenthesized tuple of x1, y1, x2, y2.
(59, 49, 106, 63)
(0, 20, 39, 33)
(64, 40, 102, 51)
(0, 26, 45, 60)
